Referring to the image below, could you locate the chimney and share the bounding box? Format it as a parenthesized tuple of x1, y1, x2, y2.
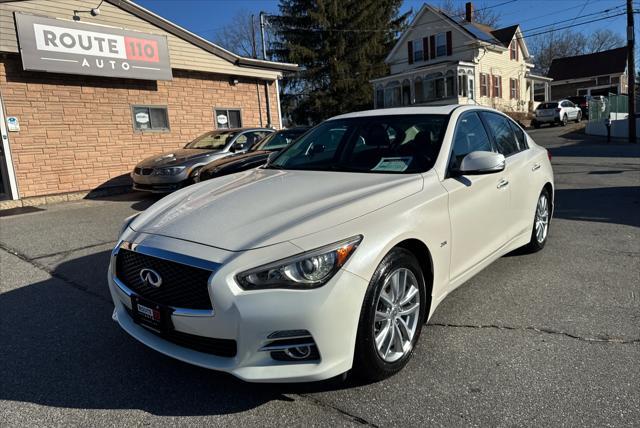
(465, 2, 474, 22)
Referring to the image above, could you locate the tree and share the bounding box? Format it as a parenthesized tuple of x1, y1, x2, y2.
(213, 9, 273, 58)
(439, 0, 501, 27)
(529, 29, 625, 75)
(270, 0, 409, 124)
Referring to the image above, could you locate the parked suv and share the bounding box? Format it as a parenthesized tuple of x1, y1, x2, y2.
(532, 100, 582, 128)
(131, 128, 273, 193)
(567, 96, 589, 119)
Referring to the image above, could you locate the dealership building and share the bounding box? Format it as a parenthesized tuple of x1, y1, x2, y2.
(0, 0, 296, 207)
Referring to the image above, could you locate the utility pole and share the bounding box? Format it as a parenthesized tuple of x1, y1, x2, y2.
(627, 0, 636, 143)
(251, 15, 257, 58)
(259, 11, 272, 127)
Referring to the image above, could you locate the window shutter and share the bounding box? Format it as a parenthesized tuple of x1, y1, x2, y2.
(498, 76, 502, 98)
(490, 74, 494, 98)
(516, 42, 519, 61)
(423, 37, 430, 61)
(446, 31, 452, 56)
(516, 79, 520, 100)
(430, 35, 436, 60)
(408, 40, 413, 64)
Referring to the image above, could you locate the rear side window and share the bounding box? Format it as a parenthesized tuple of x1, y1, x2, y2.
(450, 112, 493, 168)
(508, 120, 528, 152)
(481, 112, 520, 157)
(537, 102, 558, 110)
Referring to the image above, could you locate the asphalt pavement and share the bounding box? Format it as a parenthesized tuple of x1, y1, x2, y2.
(1, 123, 638, 427)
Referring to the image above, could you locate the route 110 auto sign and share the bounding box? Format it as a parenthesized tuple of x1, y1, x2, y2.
(14, 12, 172, 81)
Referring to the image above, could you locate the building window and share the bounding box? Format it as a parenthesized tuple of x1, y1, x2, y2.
(414, 77, 424, 103)
(445, 70, 455, 97)
(384, 81, 401, 107)
(510, 78, 519, 99)
(468, 77, 475, 99)
(458, 74, 468, 97)
(480, 73, 489, 97)
(215, 108, 242, 129)
(413, 39, 424, 62)
(132, 106, 169, 131)
(510, 40, 518, 60)
(375, 85, 384, 108)
(493, 75, 502, 98)
(402, 79, 412, 105)
(436, 33, 447, 57)
(596, 75, 610, 86)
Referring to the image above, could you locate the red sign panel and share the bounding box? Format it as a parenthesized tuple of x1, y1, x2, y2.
(124, 36, 159, 63)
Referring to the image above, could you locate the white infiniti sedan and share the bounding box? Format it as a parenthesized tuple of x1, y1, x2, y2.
(109, 106, 554, 383)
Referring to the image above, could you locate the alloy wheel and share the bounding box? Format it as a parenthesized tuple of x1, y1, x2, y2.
(373, 268, 421, 363)
(535, 194, 549, 243)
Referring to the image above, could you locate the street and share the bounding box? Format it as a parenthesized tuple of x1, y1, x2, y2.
(1, 124, 638, 427)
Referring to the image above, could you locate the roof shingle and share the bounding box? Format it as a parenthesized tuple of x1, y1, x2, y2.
(547, 47, 627, 81)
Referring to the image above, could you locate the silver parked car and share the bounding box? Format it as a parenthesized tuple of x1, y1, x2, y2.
(532, 100, 582, 128)
(132, 128, 273, 193)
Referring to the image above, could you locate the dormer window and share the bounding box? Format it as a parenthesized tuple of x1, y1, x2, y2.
(510, 40, 518, 60)
(413, 39, 424, 62)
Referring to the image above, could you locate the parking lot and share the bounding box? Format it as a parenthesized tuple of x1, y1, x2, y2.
(1, 124, 638, 427)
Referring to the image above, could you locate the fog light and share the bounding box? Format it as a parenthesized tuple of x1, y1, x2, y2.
(284, 345, 312, 360)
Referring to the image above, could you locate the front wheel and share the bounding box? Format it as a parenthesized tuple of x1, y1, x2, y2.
(575, 112, 582, 123)
(353, 248, 427, 382)
(522, 189, 551, 253)
(533, 120, 540, 129)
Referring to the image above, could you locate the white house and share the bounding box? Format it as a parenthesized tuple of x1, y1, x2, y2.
(372, 2, 551, 112)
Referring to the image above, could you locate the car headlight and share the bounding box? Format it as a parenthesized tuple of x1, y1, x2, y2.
(153, 166, 185, 176)
(118, 213, 139, 238)
(236, 235, 362, 290)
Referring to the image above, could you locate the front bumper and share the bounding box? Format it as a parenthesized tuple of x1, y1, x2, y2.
(108, 234, 369, 383)
(131, 170, 191, 193)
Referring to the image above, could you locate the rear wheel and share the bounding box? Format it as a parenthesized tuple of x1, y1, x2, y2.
(353, 248, 426, 382)
(561, 115, 568, 126)
(522, 188, 551, 253)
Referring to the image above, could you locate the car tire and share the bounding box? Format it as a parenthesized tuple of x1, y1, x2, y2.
(533, 120, 540, 129)
(561, 115, 568, 126)
(522, 188, 551, 253)
(575, 112, 582, 123)
(188, 167, 203, 184)
(352, 248, 427, 382)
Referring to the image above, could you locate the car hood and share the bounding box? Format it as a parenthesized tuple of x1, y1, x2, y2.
(202, 150, 270, 172)
(130, 168, 423, 251)
(136, 148, 219, 167)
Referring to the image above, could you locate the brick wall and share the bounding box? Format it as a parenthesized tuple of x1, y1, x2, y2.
(0, 54, 280, 198)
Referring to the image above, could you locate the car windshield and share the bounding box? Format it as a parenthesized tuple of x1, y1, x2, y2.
(538, 103, 558, 109)
(252, 129, 307, 151)
(184, 131, 237, 150)
(268, 115, 448, 174)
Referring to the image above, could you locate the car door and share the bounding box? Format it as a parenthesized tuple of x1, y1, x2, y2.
(441, 112, 510, 282)
(481, 112, 533, 240)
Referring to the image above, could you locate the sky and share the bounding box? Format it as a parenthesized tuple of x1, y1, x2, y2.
(133, 0, 630, 54)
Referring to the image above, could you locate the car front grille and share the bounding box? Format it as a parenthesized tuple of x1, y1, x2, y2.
(134, 167, 154, 175)
(115, 249, 213, 310)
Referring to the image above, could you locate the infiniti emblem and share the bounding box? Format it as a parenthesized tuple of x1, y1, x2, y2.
(139, 268, 162, 288)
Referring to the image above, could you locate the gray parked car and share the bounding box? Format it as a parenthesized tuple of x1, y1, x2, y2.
(132, 128, 273, 193)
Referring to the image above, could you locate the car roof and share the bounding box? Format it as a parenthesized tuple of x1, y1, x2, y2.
(328, 105, 462, 121)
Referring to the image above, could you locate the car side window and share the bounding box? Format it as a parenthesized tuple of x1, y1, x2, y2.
(507, 120, 528, 152)
(481, 112, 520, 157)
(450, 112, 493, 169)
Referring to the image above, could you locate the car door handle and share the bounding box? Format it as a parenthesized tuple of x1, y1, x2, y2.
(532, 163, 541, 171)
(497, 179, 509, 189)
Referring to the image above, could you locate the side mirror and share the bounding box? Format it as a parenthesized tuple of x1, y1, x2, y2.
(231, 142, 248, 153)
(458, 151, 505, 175)
(265, 151, 278, 165)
